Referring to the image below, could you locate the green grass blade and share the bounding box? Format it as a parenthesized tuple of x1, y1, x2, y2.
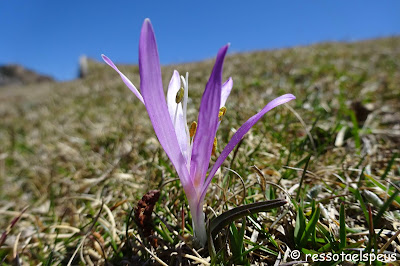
(43, 250, 54, 266)
(229, 218, 247, 264)
(381, 152, 398, 180)
(364, 174, 400, 204)
(296, 155, 311, 201)
(294, 205, 306, 246)
(238, 218, 246, 251)
(299, 206, 320, 248)
(339, 203, 346, 250)
(353, 189, 369, 225)
(373, 189, 400, 225)
(348, 110, 361, 154)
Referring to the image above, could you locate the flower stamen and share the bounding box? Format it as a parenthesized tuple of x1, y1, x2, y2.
(212, 137, 217, 156)
(175, 87, 184, 103)
(218, 106, 227, 121)
(189, 121, 197, 140)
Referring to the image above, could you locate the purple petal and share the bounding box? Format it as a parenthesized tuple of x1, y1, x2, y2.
(101, 54, 145, 104)
(167, 70, 189, 164)
(139, 19, 193, 189)
(220, 77, 233, 108)
(190, 44, 229, 192)
(216, 78, 233, 131)
(199, 93, 296, 201)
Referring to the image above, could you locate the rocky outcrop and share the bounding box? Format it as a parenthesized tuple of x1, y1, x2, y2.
(0, 65, 54, 87)
(78, 55, 89, 78)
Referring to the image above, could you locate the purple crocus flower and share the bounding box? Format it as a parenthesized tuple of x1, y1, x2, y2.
(102, 19, 295, 245)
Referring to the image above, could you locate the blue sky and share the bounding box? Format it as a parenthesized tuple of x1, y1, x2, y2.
(1, 1, 399, 81)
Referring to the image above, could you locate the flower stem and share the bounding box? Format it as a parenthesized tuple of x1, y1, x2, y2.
(189, 199, 207, 246)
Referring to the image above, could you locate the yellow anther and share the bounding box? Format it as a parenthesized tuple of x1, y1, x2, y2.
(218, 106, 227, 121)
(189, 121, 197, 139)
(175, 87, 184, 103)
(212, 137, 217, 156)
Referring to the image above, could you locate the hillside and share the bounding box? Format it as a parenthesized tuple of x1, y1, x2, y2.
(0, 64, 54, 87)
(0, 37, 399, 265)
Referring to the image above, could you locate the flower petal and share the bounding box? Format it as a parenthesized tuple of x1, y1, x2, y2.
(190, 44, 229, 192)
(167, 70, 189, 163)
(101, 54, 145, 104)
(199, 93, 296, 201)
(220, 77, 233, 108)
(139, 19, 193, 190)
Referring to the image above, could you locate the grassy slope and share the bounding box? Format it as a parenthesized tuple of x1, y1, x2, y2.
(0, 37, 399, 265)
